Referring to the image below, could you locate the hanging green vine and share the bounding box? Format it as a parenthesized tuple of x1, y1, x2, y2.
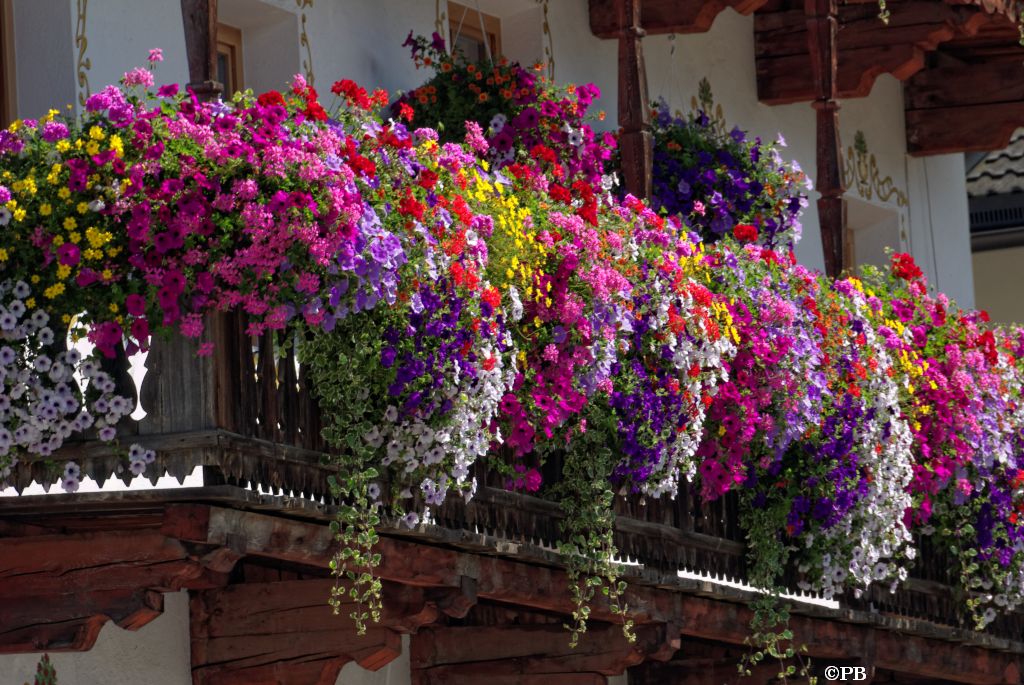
(555, 434, 635, 647)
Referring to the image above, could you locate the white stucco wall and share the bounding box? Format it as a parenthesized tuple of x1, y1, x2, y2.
(74, 0, 190, 100)
(2, 591, 192, 685)
(907, 154, 975, 307)
(11, 0, 77, 120)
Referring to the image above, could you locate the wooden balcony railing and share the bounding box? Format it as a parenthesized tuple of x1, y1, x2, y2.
(4, 310, 1023, 647)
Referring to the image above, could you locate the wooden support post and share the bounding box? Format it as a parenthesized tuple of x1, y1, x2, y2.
(617, 0, 653, 200)
(180, 0, 222, 101)
(806, 0, 845, 278)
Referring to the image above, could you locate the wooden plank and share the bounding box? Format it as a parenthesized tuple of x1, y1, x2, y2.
(0, 588, 163, 653)
(755, 0, 1003, 103)
(905, 101, 1024, 155)
(589, 0, 769, 38)
(190, 579, 430, 685)
(411, 623, 677, 672)
(905, 58, 1024, 109)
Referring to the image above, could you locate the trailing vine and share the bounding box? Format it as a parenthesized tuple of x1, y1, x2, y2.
(556, 433, 635, 647)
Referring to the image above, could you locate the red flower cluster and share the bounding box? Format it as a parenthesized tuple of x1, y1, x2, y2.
(891, 252, 923, 281)
(734, 223, 758, 243)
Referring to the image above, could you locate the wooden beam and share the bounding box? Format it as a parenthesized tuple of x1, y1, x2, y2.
(0, 588, 164, 654)
(190, 579, 439, 685)
(756, 1, 995, 104)
(628, 658, 791, 685)
(179, 0, 221, 101)
(410, 623, 678, 674)
(165, 504, 1024, 685)
(905, 57, 1024, 155)
(589, 0, 769, 38)
(806, 0, 846, 277)
(0, 530, 226, 653)
(617, 0, 653, 200)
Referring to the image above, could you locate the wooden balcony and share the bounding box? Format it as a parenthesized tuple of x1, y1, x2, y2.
(2, 313, 1023, 684)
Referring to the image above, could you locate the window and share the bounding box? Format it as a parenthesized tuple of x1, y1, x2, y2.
(0, 0, 15, 126)
(216, 23, 244, 95)
(448, 1, 501, 63)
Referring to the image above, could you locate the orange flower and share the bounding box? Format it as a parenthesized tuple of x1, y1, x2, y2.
(478, 92, 489, 102)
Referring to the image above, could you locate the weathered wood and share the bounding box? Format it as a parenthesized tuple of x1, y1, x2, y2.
(179, 0, 221, 100)
(0, 529, 232, 652)
(805, 0, 845, 278)
(906, 101, 1024, 157)
(904, 53, 1024, 155)
(0, 589, 163, 653)
(159, 503, 1024, 683)
(617, 0, 653, 200)
(411, 622, 677, 674)
(629, 659, 792, 685)
(755, 0, 996, 103)
(589, 0, 769, 38)
(189, 579, 435, 685)
(138, 331, 218, 435)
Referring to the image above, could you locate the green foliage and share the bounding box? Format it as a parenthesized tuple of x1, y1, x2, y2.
(555, 429, 635, 647)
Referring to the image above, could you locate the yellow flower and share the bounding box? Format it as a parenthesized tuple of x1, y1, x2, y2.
(44, 283, 65, 299)
(76, 202, 88, 214)
(85, 140, 100, 156)
(56, 140, 71, 153)
(63, 217, 77, 230)
(109, 134, 123, 156)
(69, 231, 81, 243)
(101, 269, 113, 280)
(86, 227, 111, 248)
(57, 187, 71, 199)
(56, 264, 71, 280)
(88, 125, 105, 141)
(52, 235, 64, 246)
(5, 199, 16, 210)
(0, 248, 7, 261)
(25, 297, 35, 309)
(39, 203, 52, 216)
(12, 208, 25, 222)
(30, 274, 40, 284)
(109, 303, 119, 313)
(7, 119, 21, 132)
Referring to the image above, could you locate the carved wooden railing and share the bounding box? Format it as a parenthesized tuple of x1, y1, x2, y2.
(3, 311, 1023, 645)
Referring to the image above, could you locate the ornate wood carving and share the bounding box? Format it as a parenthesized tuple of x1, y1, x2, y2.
(616, 0, 653, 200)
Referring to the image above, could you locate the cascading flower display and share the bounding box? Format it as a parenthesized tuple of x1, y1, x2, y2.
(4, 52, 1024, 644)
